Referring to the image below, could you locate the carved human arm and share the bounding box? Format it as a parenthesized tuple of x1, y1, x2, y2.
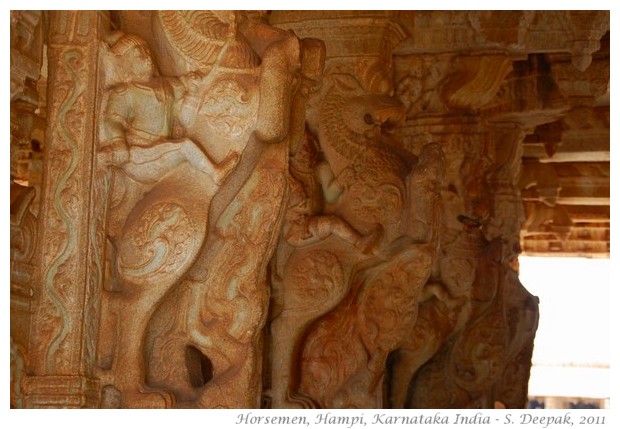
(124, 139, 239, 184)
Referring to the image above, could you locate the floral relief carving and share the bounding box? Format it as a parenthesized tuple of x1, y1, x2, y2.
(117, 201, 196, 281)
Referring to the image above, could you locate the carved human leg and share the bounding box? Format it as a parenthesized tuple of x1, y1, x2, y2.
(107, 292, 176, 408)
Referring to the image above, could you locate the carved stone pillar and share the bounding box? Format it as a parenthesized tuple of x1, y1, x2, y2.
(24, 11, 104, 408)
(390, 47, 549, 408)
(11, 183, 38, 409)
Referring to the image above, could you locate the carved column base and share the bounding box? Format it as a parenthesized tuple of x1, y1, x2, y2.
(23, 375, 101, 408)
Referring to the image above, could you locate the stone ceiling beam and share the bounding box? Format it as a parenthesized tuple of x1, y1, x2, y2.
(524, 131, 610, 162)
(521, 239, 609, 257)
(562, 205, 610, 223)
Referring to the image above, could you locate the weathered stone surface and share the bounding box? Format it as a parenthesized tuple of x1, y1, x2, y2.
(10, 10, 608, 409)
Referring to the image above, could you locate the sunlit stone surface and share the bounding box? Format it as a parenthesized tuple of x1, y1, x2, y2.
(10, 10, 608, 408)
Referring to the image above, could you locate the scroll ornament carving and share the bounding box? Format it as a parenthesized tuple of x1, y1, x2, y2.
(117, 202, 195, 281)
(299, 246, 436, 409)
(96, 31, 230, 408)
(10, 337, 28, 409)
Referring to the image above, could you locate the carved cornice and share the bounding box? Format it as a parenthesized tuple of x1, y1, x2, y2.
(550, 44, 609, 105)
(270, 11, 407, 64)
(393, 10, 609, 70)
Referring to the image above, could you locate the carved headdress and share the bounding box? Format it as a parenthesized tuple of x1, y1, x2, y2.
(109, 33, 150, 56)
